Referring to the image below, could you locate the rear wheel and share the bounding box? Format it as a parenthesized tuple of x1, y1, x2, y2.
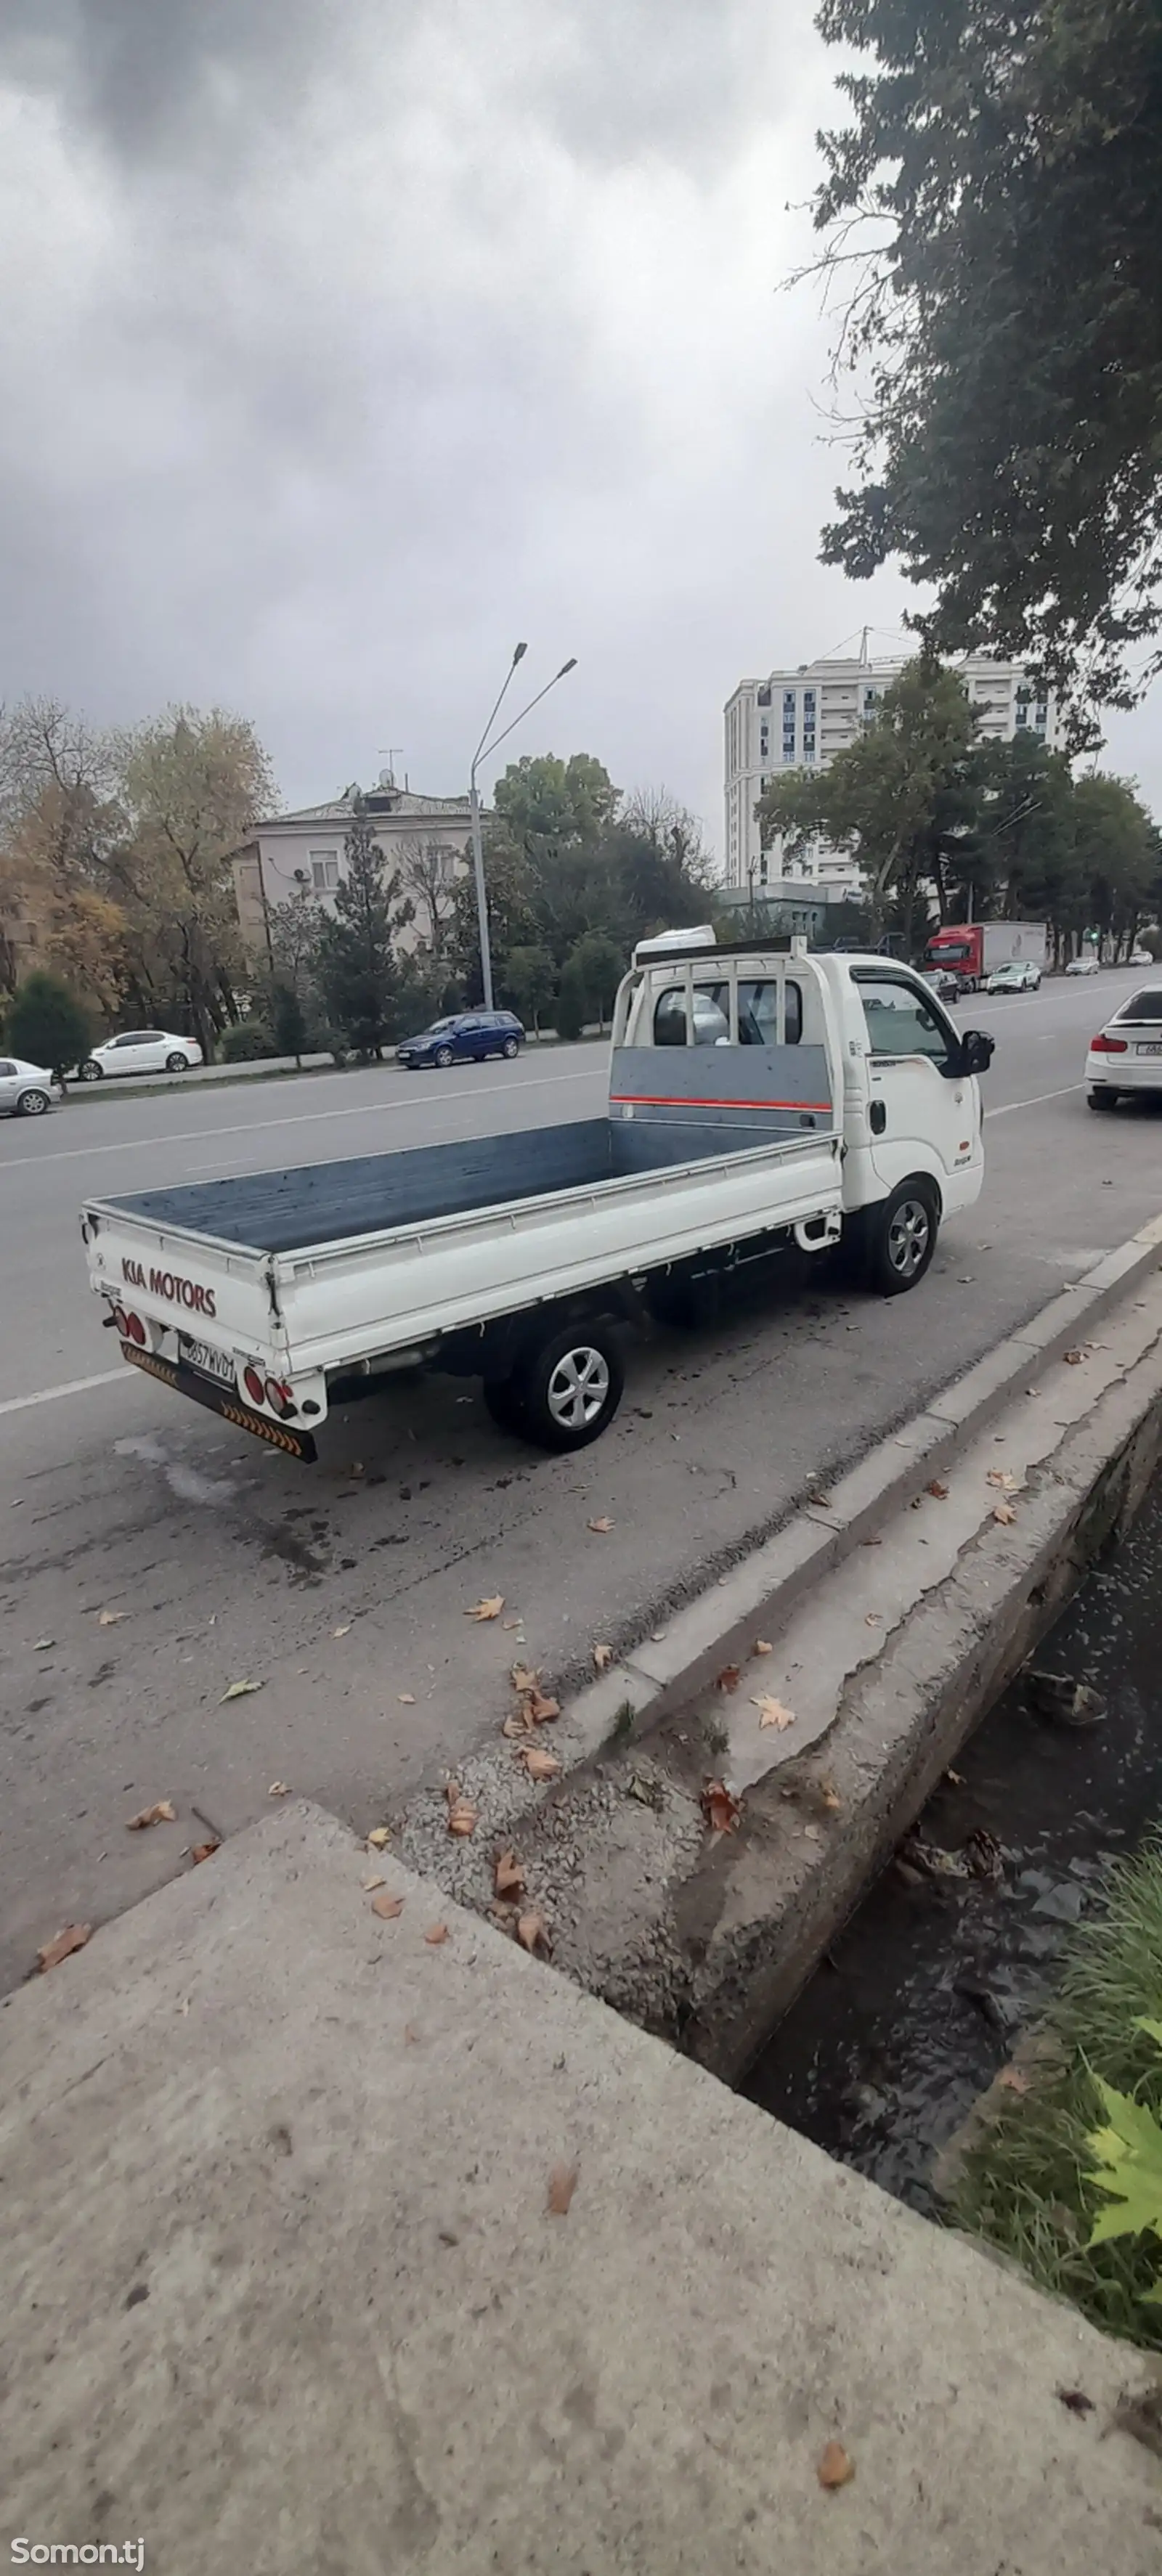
(503, 1036, 519, 1059)
(15, 1087, 50, 1116)
(80, 1059, 103, 1082)
(434, 1046, 454, 1068)
(166, 1051, 190, 1072)
(1088, 1088, 1120, 1112)
(516, 1319, 625, 1452)
(863, 1181, 939, 1296)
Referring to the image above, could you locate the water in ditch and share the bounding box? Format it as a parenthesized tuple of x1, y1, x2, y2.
(743, 1467, 1162, 2213)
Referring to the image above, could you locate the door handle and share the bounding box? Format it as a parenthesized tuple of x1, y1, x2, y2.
(869, 1100, 887, 1136)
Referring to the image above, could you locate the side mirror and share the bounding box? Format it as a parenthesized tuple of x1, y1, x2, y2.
(960, 1030, 995, 1076)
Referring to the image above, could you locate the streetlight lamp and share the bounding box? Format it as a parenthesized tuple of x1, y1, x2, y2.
(469, 646, 578, 1008)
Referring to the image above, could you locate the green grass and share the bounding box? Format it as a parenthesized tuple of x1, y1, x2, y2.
(951, 1833, 1162, 2350)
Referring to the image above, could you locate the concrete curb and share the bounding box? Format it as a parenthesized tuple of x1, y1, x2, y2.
(558, 1212, 1162, 1766)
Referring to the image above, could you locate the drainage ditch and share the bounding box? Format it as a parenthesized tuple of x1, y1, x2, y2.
(743, 1460, 1162, 2212)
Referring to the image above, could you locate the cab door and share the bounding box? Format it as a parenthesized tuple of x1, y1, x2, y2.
(852, 969, 980, 1205)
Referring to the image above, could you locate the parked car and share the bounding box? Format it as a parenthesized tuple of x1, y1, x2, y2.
(395, 1011, 524, 1069)
(1065, 955, 1099, 976)
(0, 1055, 56, 1117)
(1130, 947, 1153, 966)
(984, 960, 1041, 995)
(922, 967, 962, 1004)
(1086, 985, 1162, 1111)
(79, 1030, 204, 1080)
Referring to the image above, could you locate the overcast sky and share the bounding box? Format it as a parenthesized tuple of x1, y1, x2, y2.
(0, 0, 1155, 851)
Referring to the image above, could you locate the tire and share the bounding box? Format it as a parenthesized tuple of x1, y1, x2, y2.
(166, 1051, 190, 1073)
(503, 1036, 519, 1059)
(1088, 1089, 1120, 1112)
(482, 1376, 530, 1435)
(15, 1087, 50, 1117)
(862, 1181, 939, 1296)
(515, 1318, 625, 1452)
(434, 1046, 454, 1069)
(80, 1059, 103, 1082)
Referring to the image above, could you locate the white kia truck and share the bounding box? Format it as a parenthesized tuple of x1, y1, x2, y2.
(80, 939, 994, 1462)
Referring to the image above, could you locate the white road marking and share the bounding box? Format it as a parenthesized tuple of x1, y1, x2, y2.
(986, 1083, 1086, 1119)
(0, 1366, 126, 1415)
(0, 1067, 601, 1172)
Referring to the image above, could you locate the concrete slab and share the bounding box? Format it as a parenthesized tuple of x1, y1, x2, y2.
(1, 1802, 1158, 2575)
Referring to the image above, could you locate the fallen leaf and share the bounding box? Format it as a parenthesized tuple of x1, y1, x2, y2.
(502, 1713, 529, 1740)
(986, 1468, 1018, 1491)
(1057, 2388, 1096, 2416)
(221, 1679, 264, 1702)
(97, 1609, 129, 1627)
(362, 1873, 386, 1891)
(998, 2066, 1031, 2095)
(524, 1689, 561, 1725)
(864, 1612, 882, 1628)
(518, 1909, 549, 1953)
(502, 1619, 522, 1631)
(447, 1796, 478, 1838)
(371, 1890, 405, 1920)
(511, 1663, 540, 1694)
(423, 1922, 449, 1945)
(1064, 1348, 1086, 1366)
(817, 2442, 855, 2491)
(332, 1624, 352, 1638)
(37, 1923, 91, 1972)
(820, 1782, 842, 1814)
(926, 1479, 949, 1501)
(702, 1779, 742, 1833)
(191, 1841, 219, 1864)
(547, 2161, 578, 2216)
(33, 1637, 55, 1651)
(367, 1825, 391, 1849)
(521, 1745, 561, 1782)
(267, 1780, 290, 1798)
(715, 1663, 742, 1695)
(753, 1639, 773, 1656)
(993, 1501, 1017, 1525)
(753, 1695, 796, 1731)
(397, 1692, 415, 1705)
(349, 1460, 365, 1475)
(592, 1643, 614, 1673)
(466, 1594, 505, 1621)
(126, 1798, 176, 1830)
(946, 1768, 966, 1787)
(495, 1850, 525, 1899)
(587, 1515, 614, 1535)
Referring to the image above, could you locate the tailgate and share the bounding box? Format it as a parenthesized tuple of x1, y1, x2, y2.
(82, 1200, 285, 1366)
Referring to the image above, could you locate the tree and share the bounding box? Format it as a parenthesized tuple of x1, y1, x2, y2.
(398, 836, 458, 957)
(568, 930, 625, 1031)
(501, 943, 556, 1036)
(7, 970, 92, 1086)
(757, 659, 981, 932)
(317, 793, 413, 1056)
(269, 980, 308, 1065)
(115, 707, 277, 1052)
(1073, 774, 1158, 958)
(267, 886, 324, 995)
(808, 0, 1162, 714)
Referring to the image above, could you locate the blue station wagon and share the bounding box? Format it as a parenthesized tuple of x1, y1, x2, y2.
(395, 1010, 525, 1069)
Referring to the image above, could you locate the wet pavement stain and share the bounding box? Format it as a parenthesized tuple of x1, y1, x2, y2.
(745, 1467, 1162, 2214)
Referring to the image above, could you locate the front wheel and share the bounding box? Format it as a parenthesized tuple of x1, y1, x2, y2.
(166, 1051, 190, 1073)
(862, 1182, 939, 1296)
(1088, 1089, 1120, 1112)
(16, 1087, 50, 1116)
(80, 1059, 103, 1082)
(434, 1046, 454, 1069)
(516, 1319, 625, 1452)
(503, 1036, 519, 1059)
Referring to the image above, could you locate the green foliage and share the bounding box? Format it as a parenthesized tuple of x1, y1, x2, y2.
(501, 943, 556, 1033)
(220, 1019, 275, 1062)
(757, 659, 980, 928)
(569, 929, 625, 1029)
(810, 0, 1162, 709)
(269, 980, 307, 1063)
(317, 792, 414, 1056)
(7, 970, 92, 1080)
(555, 955, 588, 1042)
(1085, 2030, 1162, 2288)
(953, 1833, 1162, 2350)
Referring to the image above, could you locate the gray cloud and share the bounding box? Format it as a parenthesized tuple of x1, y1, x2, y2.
(0, 0, 351, 161)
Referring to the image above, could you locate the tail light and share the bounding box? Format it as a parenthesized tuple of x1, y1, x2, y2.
(264, 1377, 296, 1419)
(243, 1365, 266, 1405)
(1091, 1032, 1127, 1053)
(112, 1303, 129, 1337)
(122, 1310, 147, 1345)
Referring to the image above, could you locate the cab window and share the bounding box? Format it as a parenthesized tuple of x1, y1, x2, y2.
(854, 973, 957, 1070)
(653, 979, 801, 1046)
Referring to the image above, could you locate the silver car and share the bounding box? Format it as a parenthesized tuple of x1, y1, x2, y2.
(0, 1056, 56, 1117)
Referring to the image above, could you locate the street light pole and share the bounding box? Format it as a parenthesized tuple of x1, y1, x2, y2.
(468, 646, 577, 1010)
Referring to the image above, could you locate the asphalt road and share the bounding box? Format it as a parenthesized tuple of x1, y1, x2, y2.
(2, 972, 1159, 1987)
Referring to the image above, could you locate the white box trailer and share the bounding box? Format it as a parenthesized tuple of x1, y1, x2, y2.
(81, 941, 994, 1460)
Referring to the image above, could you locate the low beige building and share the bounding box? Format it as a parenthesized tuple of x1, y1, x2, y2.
(232, 772, 474, 962)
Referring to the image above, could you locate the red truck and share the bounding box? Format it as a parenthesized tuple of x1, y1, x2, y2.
(924, 922, 1049, 995)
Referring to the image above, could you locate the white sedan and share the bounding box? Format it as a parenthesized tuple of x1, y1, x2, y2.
(985, 959, 1041, 994)
(1066, 954, 1099, 977)
(0, 1055, 56, 1117)
(79, 1029, 204, 1081)
(1086, 985, 1162, 1110)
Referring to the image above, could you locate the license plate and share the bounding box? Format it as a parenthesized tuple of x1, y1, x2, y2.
(1136, 1043, 1162, 1056)
(179, 1335, 236, 1387)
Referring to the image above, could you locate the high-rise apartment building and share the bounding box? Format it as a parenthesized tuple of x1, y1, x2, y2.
(723, 648, 1058, 895)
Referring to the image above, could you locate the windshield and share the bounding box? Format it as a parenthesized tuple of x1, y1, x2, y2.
(927, 940, 972, 963)
(424, 1018, 458, 1033)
